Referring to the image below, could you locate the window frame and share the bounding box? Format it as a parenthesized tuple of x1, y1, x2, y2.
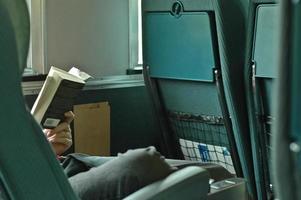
(128, 0, 143, 69)
(25, 0, 46, 75)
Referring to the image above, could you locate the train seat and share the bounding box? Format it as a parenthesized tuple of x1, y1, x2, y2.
(141, 0, 250, 199)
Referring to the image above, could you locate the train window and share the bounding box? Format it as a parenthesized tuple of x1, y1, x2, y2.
(25, 0, 32, 73)
(24, 0, 45, 75)
(137, 0, 142, 65)
(129, 0, 143, 68)
(25, 0, 142, 76)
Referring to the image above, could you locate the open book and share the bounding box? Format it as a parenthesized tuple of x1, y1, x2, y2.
(31, 66, 90, 128)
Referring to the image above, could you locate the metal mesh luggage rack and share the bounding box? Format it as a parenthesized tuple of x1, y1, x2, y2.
(168, 111, 236, 174)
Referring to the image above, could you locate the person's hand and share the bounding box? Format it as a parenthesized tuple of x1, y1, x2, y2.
(44, 111, 74, 155)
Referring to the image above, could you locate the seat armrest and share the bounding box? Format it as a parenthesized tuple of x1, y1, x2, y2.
(208, 178, 248, 200)
(124, 166, 209, 200)
(166, 159, 234, 181)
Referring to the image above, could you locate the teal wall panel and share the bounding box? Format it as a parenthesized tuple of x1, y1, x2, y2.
(25, 86, 161, 156)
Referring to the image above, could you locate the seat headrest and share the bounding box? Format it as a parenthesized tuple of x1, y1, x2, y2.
(0, 0, 30, 76)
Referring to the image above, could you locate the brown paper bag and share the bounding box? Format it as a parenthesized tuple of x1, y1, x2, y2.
(73, 102, 110, 156)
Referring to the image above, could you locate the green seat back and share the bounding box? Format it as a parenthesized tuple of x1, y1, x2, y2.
(143, 0, 244, 183)
(245, 1, 279, 199)
(0, 0, 78, 199)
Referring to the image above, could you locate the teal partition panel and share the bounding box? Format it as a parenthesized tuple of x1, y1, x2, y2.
(75, 86, 162, 155)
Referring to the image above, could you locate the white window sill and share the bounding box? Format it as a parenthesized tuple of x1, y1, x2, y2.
(22, 74, 145, 96)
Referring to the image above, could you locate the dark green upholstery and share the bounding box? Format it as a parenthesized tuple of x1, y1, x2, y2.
(272, 0, 301, 199)
(212, 0, 257, 197)
(0, 0, 79, 199)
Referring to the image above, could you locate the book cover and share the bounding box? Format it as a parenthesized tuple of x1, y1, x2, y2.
(31, 66, 88, 128)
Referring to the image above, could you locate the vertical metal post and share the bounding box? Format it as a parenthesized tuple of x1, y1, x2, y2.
(214, 68, 243, 177)
(251, 61, 272, 199)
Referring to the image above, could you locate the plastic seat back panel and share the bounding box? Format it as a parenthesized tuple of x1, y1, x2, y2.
(253, 4, 280, 78)
(145, 12, 215, 82)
